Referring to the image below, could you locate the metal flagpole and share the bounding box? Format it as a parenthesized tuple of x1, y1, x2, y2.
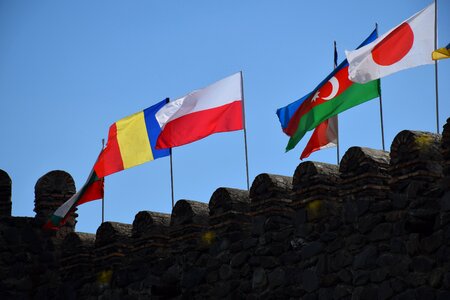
(434, 0, 440, 134)
(169, 148, 175, 208)
(165, 97, 175, 208)
(376, 23, 386, 151)
(101, 138, 105, 223)
(334, 41, 340, 165)
(240, 71, 250, 191)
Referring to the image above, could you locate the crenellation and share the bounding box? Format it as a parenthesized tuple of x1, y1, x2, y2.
(339, 147, 390, 200)
(130, 211, 170, 260)
(34, 170, 77, 239)
(292, 161, 339, 226)
(0, 169, 12, 217)
(209, 187, 250, 234)
(390, 130, 443, 185)
(3, 122, 450, 299)
(292, 161, 339, 205)
(94, 222, 132, 274)
(169, 200, 209, 251)
(132, 211, 170, 238)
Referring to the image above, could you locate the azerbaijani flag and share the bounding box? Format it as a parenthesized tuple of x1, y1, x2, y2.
(94, 99, 170, 177)
(277, 29, 380, 152)
(44, 154, 104, 230)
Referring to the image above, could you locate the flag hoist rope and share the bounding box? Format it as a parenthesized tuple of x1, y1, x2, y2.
(240, 71, 251, 191)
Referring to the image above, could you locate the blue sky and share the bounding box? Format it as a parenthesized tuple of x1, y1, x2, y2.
(1, 0, 449, 233)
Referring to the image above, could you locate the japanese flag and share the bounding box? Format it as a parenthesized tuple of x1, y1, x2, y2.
(346, 3, 435, 84)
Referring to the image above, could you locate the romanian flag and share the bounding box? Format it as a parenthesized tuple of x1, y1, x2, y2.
(44, 153, 104, 230)
(432, 43, 450, 61)
(94, 99, 170, 178)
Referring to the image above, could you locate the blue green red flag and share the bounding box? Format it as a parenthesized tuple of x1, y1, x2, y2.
(277, 29, 380, 152)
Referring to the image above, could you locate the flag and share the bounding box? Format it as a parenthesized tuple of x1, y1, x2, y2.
(94, 99, 170, 178)
(300, 116, 338, 160)
(277, 29, 380, 152)
(155, 72, 243, 149)
(346, 3, 435, 84)
(432, 43, 450, 60)
(300, 41, 339, 160)
(44, 154, 104, 230)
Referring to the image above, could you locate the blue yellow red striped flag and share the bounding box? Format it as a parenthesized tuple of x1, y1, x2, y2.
(94, 99, 170, 177)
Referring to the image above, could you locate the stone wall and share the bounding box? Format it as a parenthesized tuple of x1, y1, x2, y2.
(2, 119, 450, 299)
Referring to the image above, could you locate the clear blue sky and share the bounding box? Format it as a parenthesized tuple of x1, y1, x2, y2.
(1, 0, 449, 233)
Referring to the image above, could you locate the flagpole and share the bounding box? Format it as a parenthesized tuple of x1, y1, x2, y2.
(164, 97, 175, 208)
(334, 41, 340, 165)
(434, 0, 440, 134)
(376, 23, 386, 151)
(101, 138, 105, 223)
(240, 71, 250, 191)
(378, 85, 386, 151)
(169, 148, 175, 208)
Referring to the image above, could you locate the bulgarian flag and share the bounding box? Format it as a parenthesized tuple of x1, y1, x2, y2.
(44, 153, 104, 230)
(277, 29, 380, 152)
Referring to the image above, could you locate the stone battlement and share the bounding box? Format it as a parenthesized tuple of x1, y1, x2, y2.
(1, 119, 450, 299)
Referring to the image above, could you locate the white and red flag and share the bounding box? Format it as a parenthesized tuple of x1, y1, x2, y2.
(346, 3, 435, 84)
(300, 116, 338, 160)
(155, 72, 243, 149)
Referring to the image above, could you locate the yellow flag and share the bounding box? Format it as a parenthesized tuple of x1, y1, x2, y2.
(432, 43, 450, 61)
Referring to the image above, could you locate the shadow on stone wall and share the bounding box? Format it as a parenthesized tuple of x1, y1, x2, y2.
(2, 118, 450, 299)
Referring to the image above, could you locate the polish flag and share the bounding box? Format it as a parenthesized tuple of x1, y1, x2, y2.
(300, 116, 337, 160)
(346, 3, 435, 83)
(155, 72, 243, 149)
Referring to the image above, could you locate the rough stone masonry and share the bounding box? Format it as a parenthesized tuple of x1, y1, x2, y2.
(2, 118, 450, 299)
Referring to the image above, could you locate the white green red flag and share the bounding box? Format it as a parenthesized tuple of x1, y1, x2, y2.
(346, 3, 435, 83)
(44, 153, 104, 230)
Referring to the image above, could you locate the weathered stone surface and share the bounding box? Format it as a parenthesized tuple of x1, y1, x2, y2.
(3, 121, 450, 299)
(95, 222, 132, 248)
(250, 173, 292, 202)
(34, 170, 76, 228)
(210, 187, 249, 216)
(170, 200, 209, 227)
(340, 147, 390, 177)
(132, 211, 170, 238)
(302, 269, 319, 292)
(252, 267, 267, 289)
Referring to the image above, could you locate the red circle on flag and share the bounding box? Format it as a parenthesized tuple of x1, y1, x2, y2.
(371, 22, 414, 66)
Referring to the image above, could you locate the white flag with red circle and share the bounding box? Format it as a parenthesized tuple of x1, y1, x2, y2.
(346, 2, 435, 84)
